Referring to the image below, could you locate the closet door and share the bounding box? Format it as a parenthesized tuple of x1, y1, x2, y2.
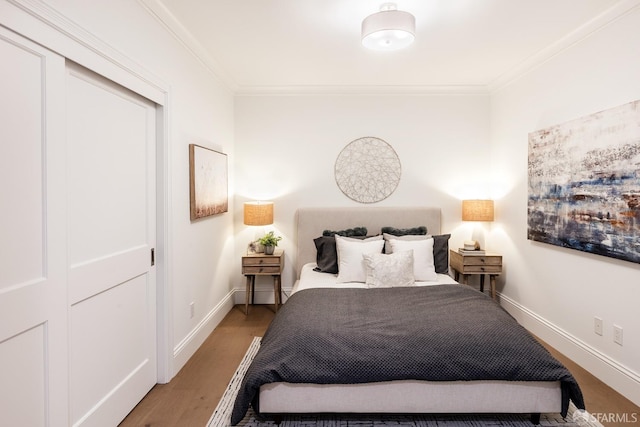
(0, 27, 69, 427)
(66, 63, 157, 426)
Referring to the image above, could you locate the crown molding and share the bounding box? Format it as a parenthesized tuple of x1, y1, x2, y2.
(137, 0, 238, 92)
(488, 0, 640, 93)
(234, 84, 490, 97)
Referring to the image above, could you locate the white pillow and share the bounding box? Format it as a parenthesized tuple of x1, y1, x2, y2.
(336, 235, 384, 283)
(362, 250, 415, 288)
(382, 233, 427, 253)
(388, 237, 437, 281)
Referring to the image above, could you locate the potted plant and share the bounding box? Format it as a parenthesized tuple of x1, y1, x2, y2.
(258, 231, 282, 255)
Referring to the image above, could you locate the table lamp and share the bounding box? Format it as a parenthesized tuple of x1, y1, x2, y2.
(244, 201, 274, 253)
(461, 199, 494, 250)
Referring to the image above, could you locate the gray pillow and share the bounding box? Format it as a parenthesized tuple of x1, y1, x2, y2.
(381, 226, 427, 236)
(322, 227, 368, 237)
(314, 235, 369, 274)
(432, 234, 451, 274)
(313, 236, 339, 273)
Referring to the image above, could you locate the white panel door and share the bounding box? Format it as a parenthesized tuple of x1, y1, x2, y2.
(66, 62, 157, 427)
(0, 27, 68, 427)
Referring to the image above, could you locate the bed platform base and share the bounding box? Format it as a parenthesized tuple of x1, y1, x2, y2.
(259, 380, 561, 425)
(266, 413, 542, 426)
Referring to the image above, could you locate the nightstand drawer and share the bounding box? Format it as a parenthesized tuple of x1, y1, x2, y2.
(461, 256, 501, 267)
(242, 266, 281, 275)
(243, 257, 281, 267)
(459, 265, 502, 274)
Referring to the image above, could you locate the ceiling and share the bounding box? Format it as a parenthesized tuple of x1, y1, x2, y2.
(145, 0, 629, 94)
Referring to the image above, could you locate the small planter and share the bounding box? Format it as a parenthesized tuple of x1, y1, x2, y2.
(258, 231, 282, 255)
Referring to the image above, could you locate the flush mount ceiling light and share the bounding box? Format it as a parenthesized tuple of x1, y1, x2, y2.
(361, 3, 415, 51)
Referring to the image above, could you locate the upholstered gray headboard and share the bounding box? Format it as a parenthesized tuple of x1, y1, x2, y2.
(295, 206, 441, 278)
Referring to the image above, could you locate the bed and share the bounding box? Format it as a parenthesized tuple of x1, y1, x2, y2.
(231, 206, 585, 424)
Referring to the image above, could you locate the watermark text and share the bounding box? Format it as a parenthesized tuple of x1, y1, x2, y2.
(573, 410, 638, 424)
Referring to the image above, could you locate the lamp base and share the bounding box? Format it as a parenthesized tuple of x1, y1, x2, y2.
(470, 224, 488, 251)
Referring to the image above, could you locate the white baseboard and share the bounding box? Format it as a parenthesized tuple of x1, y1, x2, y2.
(499, 293, 640, 407)
(233, 286, 293, 305)
(172, 290, 235, 374)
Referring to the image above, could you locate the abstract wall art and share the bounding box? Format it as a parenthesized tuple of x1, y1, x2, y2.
(189, 144, 228, 220)
(334, 136, 401, 203)
(527, 100, 640, 264)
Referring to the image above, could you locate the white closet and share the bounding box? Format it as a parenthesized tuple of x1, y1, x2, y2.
(1, 23, 159, 427)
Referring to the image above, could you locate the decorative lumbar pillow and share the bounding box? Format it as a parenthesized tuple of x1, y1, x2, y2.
(381, 226, 427, 236)
(322, 227, 368, 237)
(388, 237, 437, 281)
(363, 250, 415, 288)
(335, 235, 384, 283)
(430, 234, 451, 274)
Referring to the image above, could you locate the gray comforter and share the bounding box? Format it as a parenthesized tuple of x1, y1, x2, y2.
(231, 284, 584, 424)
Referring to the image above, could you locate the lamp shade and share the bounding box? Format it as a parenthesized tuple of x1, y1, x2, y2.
(462, 200, 494, 222)
(243, 201, 274, 226)
(362, 5, 415, 51)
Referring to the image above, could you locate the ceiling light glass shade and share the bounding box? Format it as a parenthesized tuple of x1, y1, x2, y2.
(361, 9, 415, 51)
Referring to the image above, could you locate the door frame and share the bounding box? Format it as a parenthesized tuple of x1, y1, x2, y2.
(155, 104, 173, 383)
(0, 0, 174, 383)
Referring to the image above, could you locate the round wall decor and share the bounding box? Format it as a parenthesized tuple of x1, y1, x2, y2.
(334, 136, 401, 203)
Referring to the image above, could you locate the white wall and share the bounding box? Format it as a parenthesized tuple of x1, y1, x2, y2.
(7, 0, 236, 376)
(234, 94, 491, 292)
(490, 8, 640, 406)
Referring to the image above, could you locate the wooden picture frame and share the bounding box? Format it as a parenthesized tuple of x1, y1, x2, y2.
(189, 144, 228, 220)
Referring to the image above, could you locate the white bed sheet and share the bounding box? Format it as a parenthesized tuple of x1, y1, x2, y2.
(292, 262, 458, 294)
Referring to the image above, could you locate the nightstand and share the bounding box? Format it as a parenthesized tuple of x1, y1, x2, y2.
(242, 249, 285, 315)
(449, 249, 502, 300)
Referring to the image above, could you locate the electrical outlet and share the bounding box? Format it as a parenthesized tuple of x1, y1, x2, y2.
(594, 317, 603, 336)
(613, 325, 623, 346)
(189, 302, 195, 319)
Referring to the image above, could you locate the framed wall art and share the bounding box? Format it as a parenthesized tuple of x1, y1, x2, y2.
(528, 100, 640, 264)
(189, 144, 228, 220)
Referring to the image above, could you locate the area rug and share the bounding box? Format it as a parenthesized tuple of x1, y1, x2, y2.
(206, 337, 602, 427)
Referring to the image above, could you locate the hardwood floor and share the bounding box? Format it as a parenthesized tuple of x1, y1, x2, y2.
(540, 342, 640, 427)
(119, 305, 275, 427)
(120, 304, 639, 427)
